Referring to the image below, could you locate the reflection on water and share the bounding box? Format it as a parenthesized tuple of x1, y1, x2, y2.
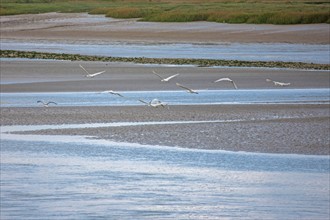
(1, 89, 329, 107)
(1, 40, 329, 64)
(1, 138, 329, 219)
(1, 88, 329, 219)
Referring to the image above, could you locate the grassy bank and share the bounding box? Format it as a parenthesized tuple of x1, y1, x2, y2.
(1, 0, 329, 24)
(1, 50, 329, 70)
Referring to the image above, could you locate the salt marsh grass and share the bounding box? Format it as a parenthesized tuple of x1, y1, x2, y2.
(1, 0, 329, 24)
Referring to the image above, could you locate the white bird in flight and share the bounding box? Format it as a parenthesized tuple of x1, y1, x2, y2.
(37, 100, 57, 107)
(266, 79, 291, 87)
(176, 83, 199, 94)
(100, 90, 124, 97)
(138, 98, 168, 108)
(214, 77, 238, 89)
(79, 64, 106, 78)
(152, 70, 179, 82)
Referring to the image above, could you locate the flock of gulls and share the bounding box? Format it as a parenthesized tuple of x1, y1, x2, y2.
(37, 64, 291, 108)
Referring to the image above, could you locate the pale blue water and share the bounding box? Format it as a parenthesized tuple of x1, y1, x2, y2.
(1, 89, 329, 107)
(1, 89, 330, 219)
(1, 40, 329, 64)
(1, 87, 330, 219)
(1, 132, 329, 219)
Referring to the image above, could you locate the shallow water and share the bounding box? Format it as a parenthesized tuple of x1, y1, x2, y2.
(1, 89, 329, 107)
(1, 65, 329, 219)
(1, 40, 329, 64)
(1, 122, 329, 219)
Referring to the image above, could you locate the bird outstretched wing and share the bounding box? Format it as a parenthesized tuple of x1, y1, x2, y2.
(164, 74, 179, 81)
(79, 64, 90, 75)
(176, 83, 198, 94)
(89, 70, 106, 77)
(152, 70, 164, 80)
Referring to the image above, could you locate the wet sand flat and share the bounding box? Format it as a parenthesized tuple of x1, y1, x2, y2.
(1, 60, 329, 155)
(1, 13, 329, 156)
(1, 60, 329, 93)
(1, 13, 329, 44)
(1, 104, 329, 155)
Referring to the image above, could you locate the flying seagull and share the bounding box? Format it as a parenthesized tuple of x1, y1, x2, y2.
(37, 100, 57, 107)
(214, 77, 238, 89)
(79, 64, 106, 78)
(152, 70, 179, 82)
(138, 98, 168, 108)
(176, 83, 199, 94)
(100, 90, 125, 97)
(266, 79, 291, 87)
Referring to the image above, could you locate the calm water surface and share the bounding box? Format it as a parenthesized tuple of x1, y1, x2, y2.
(1, 89, 329, 107)
(1, 121, 330, 219)
(1, 40, 329, 64)
(1, 88, 330, 219)
(1, 130, 329, 219)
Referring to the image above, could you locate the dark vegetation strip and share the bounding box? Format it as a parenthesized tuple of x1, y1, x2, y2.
(1, 50, 329, 70)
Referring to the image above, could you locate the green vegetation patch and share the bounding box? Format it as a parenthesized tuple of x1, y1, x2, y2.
(1, 50, 329, 70)
(1, 0, 329, 24)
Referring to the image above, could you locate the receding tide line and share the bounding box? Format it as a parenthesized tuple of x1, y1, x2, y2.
(1, 116, 304, 133)
(1, 117, 328, 159)
(1, 119, 239, 133)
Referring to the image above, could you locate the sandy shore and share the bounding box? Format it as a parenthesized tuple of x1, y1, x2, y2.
(1, 13, 329, 44)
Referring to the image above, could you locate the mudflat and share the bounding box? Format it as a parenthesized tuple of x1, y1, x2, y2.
(1, 13, 329, 155)
(1, 60, 329, 155)
(1, 60, 329, 93)
(1, 104, 329, 155)
(1, 12, 329, 44)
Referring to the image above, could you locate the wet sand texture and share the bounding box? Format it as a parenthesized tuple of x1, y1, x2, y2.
(1, 60, 329, 93)
(1, 13, 329, 44)
(1, 105, 329, 155)
(1, 13, 329, 156)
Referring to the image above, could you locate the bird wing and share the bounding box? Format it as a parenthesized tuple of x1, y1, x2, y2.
(111, 92, 124, 97)
(176, 83, 189, 90)
(138, 99, 149, 105)
(273, 81, 282, 86)
(37, 100, 45, 104)
(276, 82, 290, 86)
(89, 70, 106, 77)
(214, 78, 232, 83)
(232, 81, 238, 89)
(164, 74, 179, 81)
(79, 64, 90, 75)
(102, 90, 124, 97)
(159, 102, 168, 107)
(151, 98, 161, 104)
(152, 70, 164, 80)
(176, 83, 198, 94)
(47, 101, 57, 105)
